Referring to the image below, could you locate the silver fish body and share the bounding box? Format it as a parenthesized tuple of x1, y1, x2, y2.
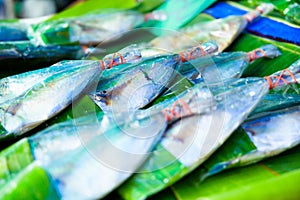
(91, 54, 182, 113)
(28, 112, 118, 166)
(241, 106, 300, 165)
(44, 112, 167, 199)
(0, 60, 101, 139)
(0, 60, 86, 105)
(200, 105, 300, 180)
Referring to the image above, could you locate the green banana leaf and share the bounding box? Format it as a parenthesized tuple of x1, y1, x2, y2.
(171, 145, 300, 199)
(47, 0, 137, 21)
(0, 163, 60, 200)
(0, 138, 33, 187)
(47, 0, 166, 21)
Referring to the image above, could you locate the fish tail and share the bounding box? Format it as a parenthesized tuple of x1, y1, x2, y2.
(247, 44, 281, 62)
(264, 60, 300, 89)
(101, 46, 142, 69)
(243, 3, 274, 23)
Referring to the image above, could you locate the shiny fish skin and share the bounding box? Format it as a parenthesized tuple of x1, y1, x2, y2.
(91, 55, 182, 113)
(45, 113, 167, 199)
(0, 60, 83, 105)
(250, 92, 300, 117)
(200, 106, 300, 180)
(118, 78, 269, 200)
(181, 44, 281, 83)
(96, 41, 218, 93)
(0, 48, 139, 106)
(27, 81, 215, 168)
(5, 66, 213, 174)
(0, 45, 143, 139)
(28, 112, 115, 166)
(91, 42, 219, 114)
(241, 106, 300, 164)
(0, 60, 101, 139)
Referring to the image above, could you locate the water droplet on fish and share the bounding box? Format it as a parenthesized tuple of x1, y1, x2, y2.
(249, 91, 256, 96)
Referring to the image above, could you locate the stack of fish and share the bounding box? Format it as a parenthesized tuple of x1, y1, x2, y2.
(0, 0, 299, 200)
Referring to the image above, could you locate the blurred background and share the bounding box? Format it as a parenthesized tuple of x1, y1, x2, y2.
(0, 0, 80, 19)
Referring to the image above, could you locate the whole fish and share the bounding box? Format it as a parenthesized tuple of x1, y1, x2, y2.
(107, 3, 273, 61)
(90, 41, 218, 114)
(0, 80, 216, 199)
(28, 10, 166, 45)
(91, 54, 181, 114)
(150, 4, 274, 52)
(118, 77, 269, 200)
